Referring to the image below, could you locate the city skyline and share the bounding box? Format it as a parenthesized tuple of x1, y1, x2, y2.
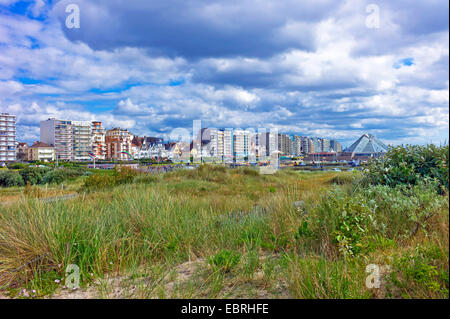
(0, 1, 448, 147)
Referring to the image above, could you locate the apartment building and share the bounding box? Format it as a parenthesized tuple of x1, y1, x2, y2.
(278, 133, 293, 156)
(321, 138, 331, 152)
(310, 137, 322, 154)
(28, 142, 55, 162)
(233, 129, 250, 158)
(257, 131, 279, 158)
(302, 137, 314, 154)
(330, 140, 342, 152)
(0, 113, 16, 162)
(105, 128, 133, 160)
(293, 136, 302, 156)
(41, 119, 73, 161)
(204, 128, 219, 157)
(224, 130, 234, 159)
(16, 142, 28, 161)
(92, 121, 106, 160)
(72, 121, 93, 161)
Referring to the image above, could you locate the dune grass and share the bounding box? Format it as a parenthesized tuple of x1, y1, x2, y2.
(0, 165, 447, 299)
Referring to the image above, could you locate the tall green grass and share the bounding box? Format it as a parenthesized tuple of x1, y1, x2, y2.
(0, 163, 448, 298)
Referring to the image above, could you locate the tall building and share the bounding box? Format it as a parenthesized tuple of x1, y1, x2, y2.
(204, 128, 220, 157)
(92, 121, 106, 160)
(321, 138, 331, 152)
(233, 129, 250, 158)
(311, 137, 322, 154)
(105, 128, 133, 160)
(278, 133, 293, 156)
(258, 131, 279, 158)
(293, 136, 303, 156)
(300, 136, 313, 154)
(72, 121, 93, 161)
(222, 129, 233, 160)
(330, 140, 342, 152)
(0, 113, 16, 162)
(40, 118, 73, 161)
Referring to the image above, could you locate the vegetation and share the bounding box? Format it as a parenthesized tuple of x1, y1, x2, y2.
(0, 170, 25, 188)
(0, 144, 448, 299)
(364, 144, 449, 193)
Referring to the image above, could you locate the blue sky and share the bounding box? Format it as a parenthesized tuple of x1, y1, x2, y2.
(0, 0, 448, 147)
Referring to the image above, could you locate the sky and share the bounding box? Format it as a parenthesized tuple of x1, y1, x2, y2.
(0, 0, 448, 147)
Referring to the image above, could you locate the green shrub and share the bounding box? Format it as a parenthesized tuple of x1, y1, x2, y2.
(6, 163, 28, 170)
(308, 180, 447, 257)
(209, 250, 241, 272)
(42, 170, 68, 184)
(19, 167, 46, 185)
(80, 167, 137, 192)
(0, 170, 25, 187)
(41, 168, 85, 185)
(387, 245, 449, 298)
(113, 167, 138, 185)
(81, 174, 116, 191)
(364, 144, 449, 193)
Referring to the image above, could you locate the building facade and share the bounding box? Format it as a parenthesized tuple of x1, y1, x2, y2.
(0, 113, 16, 162)
(321, 138, 331, 152)
(330, 140, 342, 152)
(105, 128, 133, 160)
(233, 129, 250, 159)
(16, 142, 28, 161)
(28, 142, 55, 162)
(72, 121, 93, 161)
(92, 121, 106, 160)
(40, 119, 73, 161)
(278, 134, 293, 156)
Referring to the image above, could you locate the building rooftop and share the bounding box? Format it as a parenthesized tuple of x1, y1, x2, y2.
(30, 141, 53, 148)
(345, 133, 388, 154)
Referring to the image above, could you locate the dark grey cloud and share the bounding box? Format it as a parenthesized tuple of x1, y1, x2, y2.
(54, 0, 340, 59)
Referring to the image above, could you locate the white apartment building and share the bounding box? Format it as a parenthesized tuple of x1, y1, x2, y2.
(0, 113, 16, 162)
(311, 137, 322, 154)
(233, 129, 250, 159)
(222, 129, 233, 160)
(28, 142, 55, 162)
(41, 119, 73, 161)
(321, 138, 331, 152)
(72, 121, 93, 161)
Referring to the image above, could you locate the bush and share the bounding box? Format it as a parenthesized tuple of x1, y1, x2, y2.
(81, 174, 116, 191)
(6, 163, 28, 170)
(364, 144, 449, 193)
(387, 245, 449, 298)
(0, 170, 25, 187)
(80, 167, 138, 192)
(19, 167, 48, 185)
(113, 167, 138, 185)
(306, 180, 447, 257)
(208, 250, 241, 272)
(41, 168, 85, 185)
(42, 170, 67, 185)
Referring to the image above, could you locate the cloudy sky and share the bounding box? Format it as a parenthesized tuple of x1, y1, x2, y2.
(0, 0, 448, 147)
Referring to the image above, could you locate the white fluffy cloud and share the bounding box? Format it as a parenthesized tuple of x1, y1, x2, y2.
(0, 0, 448, 146)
